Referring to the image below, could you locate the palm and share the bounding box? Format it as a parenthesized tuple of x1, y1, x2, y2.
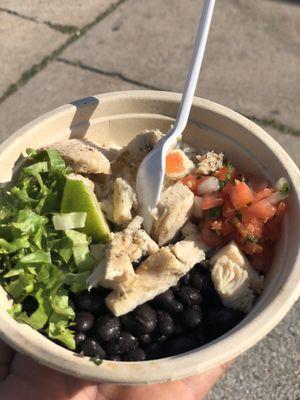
(0, 339, 231, 400)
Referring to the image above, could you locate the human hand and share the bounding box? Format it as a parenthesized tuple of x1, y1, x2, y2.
(0, 338, 232, 400)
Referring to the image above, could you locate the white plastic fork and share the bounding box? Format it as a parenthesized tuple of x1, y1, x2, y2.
(136, 0, 216, 233)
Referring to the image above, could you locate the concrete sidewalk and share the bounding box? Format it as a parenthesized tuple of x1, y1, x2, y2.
(0, 1, 299, 398)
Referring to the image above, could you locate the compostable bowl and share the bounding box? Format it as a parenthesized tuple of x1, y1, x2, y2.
(0, 91, 299, 385)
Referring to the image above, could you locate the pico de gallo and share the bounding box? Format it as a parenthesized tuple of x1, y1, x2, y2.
(174, 159, 289, 273)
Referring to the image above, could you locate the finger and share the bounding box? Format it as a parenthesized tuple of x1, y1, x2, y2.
(181, 359, 235, 399)
(0, 339, 15, 381)
(98, 360, 234, 400)
(7, 353, 98, 400)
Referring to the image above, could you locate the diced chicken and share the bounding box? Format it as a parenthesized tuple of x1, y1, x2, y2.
(126, 129, 164, 162)
(99, 142, 122, 161)
(87, 216, 159, 293)
(105, 247, 192, 316)
(111, 130, 164, 181)
(67, 173, 95, 191)
(45, 139, 111, 174)
(211, 255, 255, 313)
(171, 239, 205, 267)
(195, 151, 223, 175)
(165, 149, 195, 180)
(153, 182, 194, 246)
(113, 178, 137, 225)
(211, 241, 264, 293)
(100, 198, 114, 222)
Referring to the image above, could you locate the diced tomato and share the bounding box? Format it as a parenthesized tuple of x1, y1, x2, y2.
(211, 220, 223, 233)
(201, 192, 224, 210)
(222, 199, 236, 219)
(221, 218, 235, 236)
(252, 187, 274, 203)
(243, 199, 276, 221)
(201, 227, 223, 247)
(166, 151, 185, 174)
(240, 241, 263, 255)
(222, 181, 233, 195)
(236, 219, 263, 241)
(215, 165, 237, 181)
(228, 180, 254, 209)
(214, 166, 229, 180)
(181, 174, 199, 193)
(276, 201, 286, 220)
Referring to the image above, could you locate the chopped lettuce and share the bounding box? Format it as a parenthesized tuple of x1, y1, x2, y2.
(0, 149, 96, 350)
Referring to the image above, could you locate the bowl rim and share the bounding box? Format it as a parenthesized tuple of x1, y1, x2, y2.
(0, 90, 299, 384)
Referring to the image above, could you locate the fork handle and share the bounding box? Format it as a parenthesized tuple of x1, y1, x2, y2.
(165, 0, 216, 144)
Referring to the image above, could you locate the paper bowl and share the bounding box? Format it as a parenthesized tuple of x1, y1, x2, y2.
(0, 91, 299, 384)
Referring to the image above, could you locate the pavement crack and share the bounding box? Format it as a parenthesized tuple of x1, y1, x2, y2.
(0, 0, 129, 105)
(0, 7, 78, 33)
(57, 58, 163, 91)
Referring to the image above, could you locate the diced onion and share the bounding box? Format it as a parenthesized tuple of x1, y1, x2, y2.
(197, 176, 220, 195)
(275, 177, 289, 194)
(53, 212, 87, 230)
(193, 196, 203, 218)
(266, 191, 287, 205)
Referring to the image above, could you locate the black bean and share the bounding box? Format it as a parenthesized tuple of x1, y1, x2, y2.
(153, 289, 174, 307)
(177, 286, 202, 306)
(152, 333, 168, 344)
(208, 307, 245, 337)
(107, 354, 121, 361)
(106, 331, 138, 355)
(122, 348, 146, 361)
(139, 334, 152, 345)
(173, 322, 185, 335)
(191, 274, 206, 290)
(81, 338, 106, 358)
(74, 290, 106, 315)
(74, 291, 92, 311)
(96, 315, 121, 342)
(180, 273, 191, 286)
(74, 312, 94, 332)
(165, 300, 184, 314)
(181, 308, 202, 328)
(75, 332, 86, 347)
(157, 310, 174, 336)
(119, 331, 138, 353)
(145, 343, 162, 360)
(105, 341, 120, 356)
(22, 296, 38, 316)
(129, 304, 157, 335)
(194, 326, 209, 346)
(165, 336, 198, 356)
(191, 304, 202, 313)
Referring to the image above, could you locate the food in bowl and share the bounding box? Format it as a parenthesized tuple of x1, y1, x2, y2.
(0, 129, 289, 363)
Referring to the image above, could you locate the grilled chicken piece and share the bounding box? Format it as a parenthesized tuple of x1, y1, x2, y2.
(211, 256, 255, 313)
(211, 241, 264, 294)
(86, 216, 159, 293)
(195, 151, 223, 175)
(153, 182, 194, 246)
(171, 239, 205, 267)
(45, 139, 111, 174)
(105, 247, 190, 316)
(113, 178, 137, 224)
